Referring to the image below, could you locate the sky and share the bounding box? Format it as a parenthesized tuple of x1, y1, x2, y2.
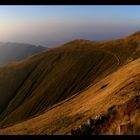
(0, 6, 140, 47)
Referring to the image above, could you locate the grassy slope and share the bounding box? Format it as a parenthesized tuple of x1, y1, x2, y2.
(0, 57, 139, 135)
(0, 32, 140, 129)
(0, 52, 47, 113)
(0, 47, 118, 127)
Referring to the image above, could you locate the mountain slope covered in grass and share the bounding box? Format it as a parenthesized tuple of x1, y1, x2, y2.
(0, 32, 140, 134)
(0, 55, 139, 135)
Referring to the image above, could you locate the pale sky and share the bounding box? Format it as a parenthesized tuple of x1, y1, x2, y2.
(0, 6, 140, 47)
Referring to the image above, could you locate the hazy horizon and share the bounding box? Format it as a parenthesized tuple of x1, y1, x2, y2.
(0, 6, 140, 47)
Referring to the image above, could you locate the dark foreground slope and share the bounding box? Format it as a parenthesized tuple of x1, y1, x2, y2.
(0, 46, 119, 127)
(0, 32, 140, 128)
(0, 42, 46, 65)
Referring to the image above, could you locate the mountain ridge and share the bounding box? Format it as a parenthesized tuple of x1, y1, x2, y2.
(0, 31, 140, 134)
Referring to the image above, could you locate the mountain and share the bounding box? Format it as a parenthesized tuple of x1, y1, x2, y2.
(0, 32, 140, 134)
(0, 57, 139, 135)
(0, 42, 46, 65)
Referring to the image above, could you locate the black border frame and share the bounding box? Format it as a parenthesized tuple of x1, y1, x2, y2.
(0, 1, 139, 140)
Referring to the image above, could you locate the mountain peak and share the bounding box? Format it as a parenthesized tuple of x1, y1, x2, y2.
(131, 31, 140, 36)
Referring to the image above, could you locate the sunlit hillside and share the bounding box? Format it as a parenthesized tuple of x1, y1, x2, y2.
(0, 32, 139, 134)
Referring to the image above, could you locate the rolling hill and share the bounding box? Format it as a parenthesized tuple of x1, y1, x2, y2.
(0, 42, 46, 65)
(0, 31, 140, 134)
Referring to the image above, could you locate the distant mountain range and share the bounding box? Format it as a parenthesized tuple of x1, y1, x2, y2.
(0, 42, 47, 65)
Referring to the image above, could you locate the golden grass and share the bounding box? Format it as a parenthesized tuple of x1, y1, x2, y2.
(0, 32, 140, 134)
(0, 58, 139, 135)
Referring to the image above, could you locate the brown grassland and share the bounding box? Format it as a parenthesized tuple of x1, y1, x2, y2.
(0, 32, 140, 134)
